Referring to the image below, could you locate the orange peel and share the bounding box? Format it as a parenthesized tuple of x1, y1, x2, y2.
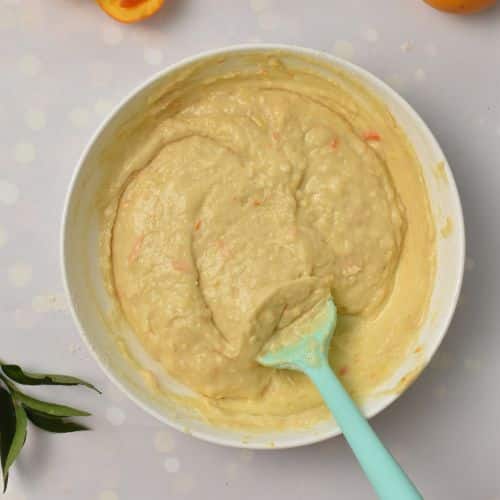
(97, 0, 165, 23)
(423, 0, 496, 13)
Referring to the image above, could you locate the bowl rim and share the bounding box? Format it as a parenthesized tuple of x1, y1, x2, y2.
(61, 43, 465, 450)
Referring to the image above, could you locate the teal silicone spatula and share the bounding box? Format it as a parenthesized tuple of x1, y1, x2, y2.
(258, 297, 423, 500)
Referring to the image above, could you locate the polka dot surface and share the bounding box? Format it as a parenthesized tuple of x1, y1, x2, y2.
(0, 225, 7, 248)
(431, 351, 453, 370)
(400, 41, 413, 52)
(106, 407, 126, 426)
(238, 449, 254, 463)
(18, 54, 42, 77)
(2, 491, 26, 500)
(332, 40, 355, 61)
(0, 180, 20, 205)
(465, 257, 475, 271)
(258, 12, 279, 30)
(99, 490, 118, 500)
(0, 9, 16, 29)
(69, 107, 91, 129)
(94, 99, 114, 117)
(144, 48, 164, 66)
(14, 308, 38, 330)
(246, 36, 263, 44)
(415, 68, 426, 82)
(89, 61, 113, 87)
(32, 293, 68, 313)
(361, 27, 379, 43)
(7, 263, 32, 288)
(164, 457, 180, 473)
(224, 462, 239, 480)
(14, 142, 36, 164)
(464, 358, 481, 373)
(426, 43, 437, 57)
(172, 474, 195, 495)
(18, 2, 45, 31)
(457, 292, 467, 307)
(386, 73, 407, 91)
(101, 24, 123, 46)
(154, 430, 175, 453)
(432, 384, 447, 401)
(250, 0, 271, 12)
(25, 108, 46, 131)
(106, 382, 126, 403)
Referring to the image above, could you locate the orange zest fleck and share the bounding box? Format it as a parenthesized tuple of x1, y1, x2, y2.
(330, 138, 339, 150)
(287, 226, 299, 239)
(253, 200, 262, 207)
(194, 220, 202, 231)
(128, 234, 144, 264)
(339, 366, 348, 376)
(272, 131, 280, 142)
(216, 239, 232, 259)
(171, 259, 192, 273)
(363, 131, 381, 142)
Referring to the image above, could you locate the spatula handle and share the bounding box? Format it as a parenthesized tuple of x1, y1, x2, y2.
(305, 362, 423, 500)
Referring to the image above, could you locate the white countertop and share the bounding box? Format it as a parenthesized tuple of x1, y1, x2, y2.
(2, 1, 500, 498)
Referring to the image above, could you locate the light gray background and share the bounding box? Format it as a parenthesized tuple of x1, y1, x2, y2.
(1, 1, 499, 499)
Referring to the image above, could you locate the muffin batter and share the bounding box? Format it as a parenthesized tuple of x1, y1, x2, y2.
(99, 52, 435, 429)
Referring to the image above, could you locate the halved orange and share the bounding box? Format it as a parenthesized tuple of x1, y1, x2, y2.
(423, 0, 496, 13)
(97, 0, 165, 23)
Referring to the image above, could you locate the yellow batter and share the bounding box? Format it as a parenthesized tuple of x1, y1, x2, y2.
(99, 51, 435, 430)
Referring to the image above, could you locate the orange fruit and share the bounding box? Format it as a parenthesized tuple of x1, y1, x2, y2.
(97, 0, 165, 23)
(423, 0, 496, 13)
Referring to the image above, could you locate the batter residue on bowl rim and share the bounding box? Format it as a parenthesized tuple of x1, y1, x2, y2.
(98, 51, 435, 431)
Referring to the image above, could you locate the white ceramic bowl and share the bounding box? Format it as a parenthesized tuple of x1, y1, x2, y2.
(62, 44, 465, 449)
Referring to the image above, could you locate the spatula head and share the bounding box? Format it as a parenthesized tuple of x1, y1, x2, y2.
(257, 298, 337, 372)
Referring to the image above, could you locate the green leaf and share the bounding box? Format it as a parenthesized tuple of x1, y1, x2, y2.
(0, 388, 27, 492)
(0, 387, 15, 492)
(0, 360, 96, 493)
(26, 409, 90, 433)
(2, 364, 101, 393)
(4, 401, 27, 493)
(11, 390, 91, 418)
